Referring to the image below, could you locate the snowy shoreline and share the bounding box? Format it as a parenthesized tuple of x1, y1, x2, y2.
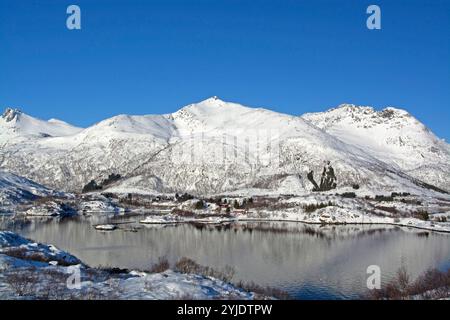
(130, 209, 450, 233)
(235, 218, 450, 234)
(0, 231, 259, 300)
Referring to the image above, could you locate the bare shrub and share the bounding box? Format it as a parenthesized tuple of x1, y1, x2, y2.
(3, 247, 53, 264)
(171, 293, 195, 300)
(413, 210, 429, 221)
(375, 206, 397, 214)
(149, 256, 170, 273)
(171, 208, 195, 217)
(234, 280, 291, 300)
(396, 266, 410, 291)
(33, 196, 58, 205)
(408, 268, 450, 298)
(4, 263, 127, 300)
(175, 257, 235, 282)
(2, 247, 28, 260)
(35, 268, 72, 299)
(374, 195, 394, 202)
(173, 257, 289, 299)
(340, 192, 356, 198)
(368, 267, 450, 300)
(194, 200, 205, 210)
(2, 247, 75, 266)
(3, 268, 39, 297)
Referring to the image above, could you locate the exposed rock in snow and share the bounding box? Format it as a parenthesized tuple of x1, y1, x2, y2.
(139, 214, 237, 225)
(94, 224, 117, 231)
(140, 215, 181, 224)
(78, 199, 126, 214)
(25, 201, 76, 217)
(2, 108, 20, 122)
(307, 162, 337, 191)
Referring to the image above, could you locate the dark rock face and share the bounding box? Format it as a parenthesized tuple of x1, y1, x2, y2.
(82, 180, 102, 193)
(2, 108, 21, 122)
(101, 173, 122, 187)
(81, 173, 122, 193)
(307, 170, 320, 191)
(307, 162, 337, 192)
(320, 162, 337, 190)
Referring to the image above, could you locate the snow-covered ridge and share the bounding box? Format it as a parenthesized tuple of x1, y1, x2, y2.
(302, 104, 450, 191)
(0, 98, 449, 195)
(1, 107, 82, 140)
(0, 171, 57, 207)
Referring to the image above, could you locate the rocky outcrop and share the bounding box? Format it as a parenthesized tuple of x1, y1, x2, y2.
(307, 162, 337, 192)
(2, 108, 21, 122)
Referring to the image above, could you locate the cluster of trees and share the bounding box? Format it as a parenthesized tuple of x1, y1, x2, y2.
(230, 198, 253, 209)
(82, 180, 102, 193)
(194, 200, 205, 209)
(175, 193, 194, 202)
(302, 201, 335, 213)
(81, 173, 122, 193)
(102, 173, 121, 186)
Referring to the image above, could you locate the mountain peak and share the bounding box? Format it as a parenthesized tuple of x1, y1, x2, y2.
(380, 106, 410, 118)
(199, 96, 225, 106)
(303, 104, 418, 131)
(333, 104, 410, 117)
(333, 104, 374, 113)
(1, 108, 83, 138)
(2, 108, 22, 122)
(174, 96, 230, 116)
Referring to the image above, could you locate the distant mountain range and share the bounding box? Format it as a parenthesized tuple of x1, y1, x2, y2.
(1, 97, 449, 196)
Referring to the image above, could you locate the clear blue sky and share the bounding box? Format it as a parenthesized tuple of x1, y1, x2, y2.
(1, 0, 449, 140)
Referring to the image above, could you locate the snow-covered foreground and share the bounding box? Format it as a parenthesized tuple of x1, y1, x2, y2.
(0, 231, 256, 300)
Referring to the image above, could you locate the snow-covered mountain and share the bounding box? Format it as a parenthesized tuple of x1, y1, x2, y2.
(0, 98, 448, 195)
(0, 171, 55, 206)
(0, 108, 82, 143)
(302, 104, 450, 192)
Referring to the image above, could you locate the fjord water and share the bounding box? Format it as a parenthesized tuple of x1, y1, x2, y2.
(2, 215, 450, 299)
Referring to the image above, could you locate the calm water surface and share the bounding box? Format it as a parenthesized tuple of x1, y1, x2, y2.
(1, 214, 449, 299)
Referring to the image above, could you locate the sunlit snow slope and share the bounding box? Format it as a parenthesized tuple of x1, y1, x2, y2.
(0, 98, 448, 195)
(302, 104, 450, 191)
(0, 171, 54, 206)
